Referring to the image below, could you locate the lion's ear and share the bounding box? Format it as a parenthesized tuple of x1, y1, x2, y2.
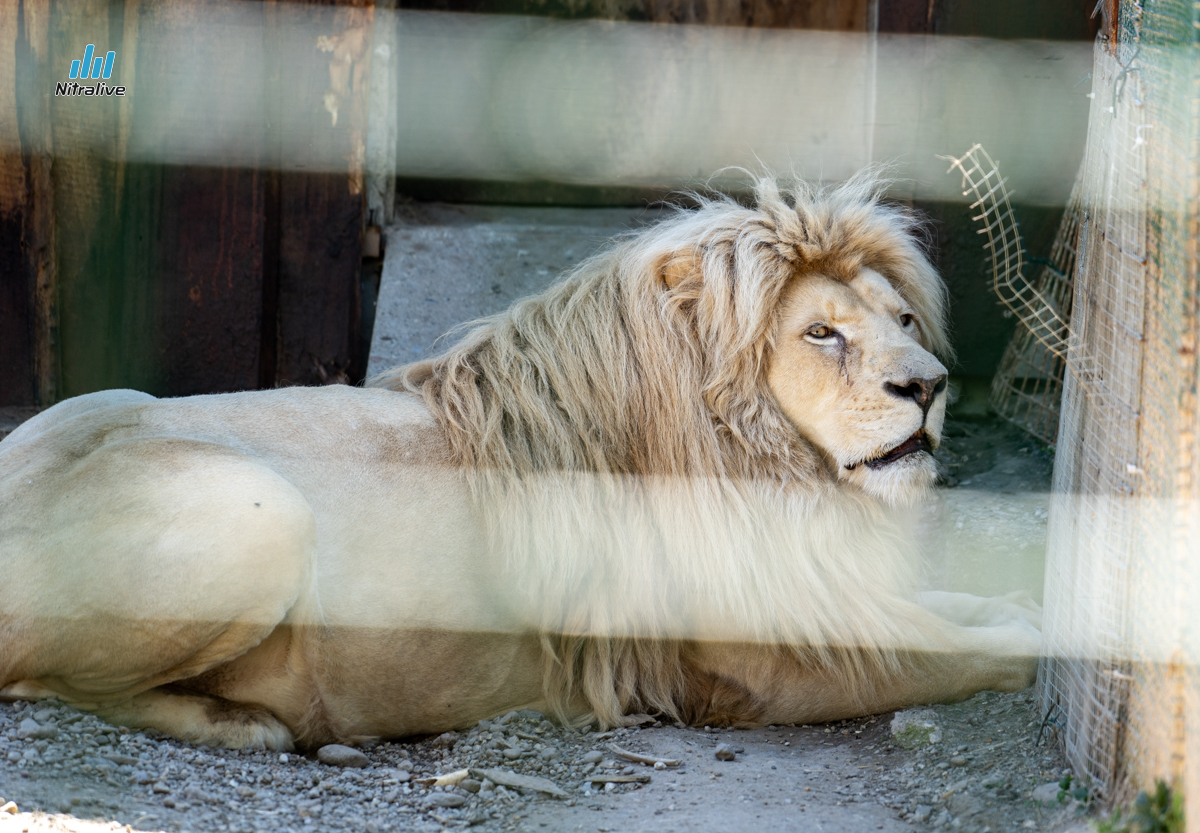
(660, 248, 700, 290)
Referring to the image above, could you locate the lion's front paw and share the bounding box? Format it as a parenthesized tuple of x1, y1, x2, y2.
(992, 590, 1043, 631)
(919, 590, 1043, 630)
(979, 620, 1041, 692)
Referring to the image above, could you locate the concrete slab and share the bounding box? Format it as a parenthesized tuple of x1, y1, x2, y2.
(368, 203, 667, 379)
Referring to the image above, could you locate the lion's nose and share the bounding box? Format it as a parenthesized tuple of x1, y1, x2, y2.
(884, 374, 947, 412)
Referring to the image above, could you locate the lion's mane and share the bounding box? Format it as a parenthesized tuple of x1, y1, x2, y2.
(371, 175, 951, 726)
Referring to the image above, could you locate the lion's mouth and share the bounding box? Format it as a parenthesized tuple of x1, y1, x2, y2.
(846, 431, 932, 471)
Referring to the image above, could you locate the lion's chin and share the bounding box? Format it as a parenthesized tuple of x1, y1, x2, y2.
(840, 451, 938, 507)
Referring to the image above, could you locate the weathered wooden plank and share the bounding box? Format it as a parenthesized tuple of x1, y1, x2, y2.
(126, 0, 269, 395)
(878, 0, 938, 33)
(1, 0, 54, 407)
(50, 0, 142, 398)
(0, 1, 32, 407)
(277, 171, 363, 386)
(273, 2, 372, 386)
(155, 165, 266, 395)
(0, 205, 35, 406)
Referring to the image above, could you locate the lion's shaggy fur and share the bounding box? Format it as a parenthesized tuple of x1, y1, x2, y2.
(371, 175, 951, 727)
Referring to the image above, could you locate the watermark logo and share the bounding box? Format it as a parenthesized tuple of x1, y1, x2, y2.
(70, 44, 115, 80)
(56, 44, 125, 97)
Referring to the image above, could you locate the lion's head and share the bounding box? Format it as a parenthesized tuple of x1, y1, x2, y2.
(375, 173, 950, 505)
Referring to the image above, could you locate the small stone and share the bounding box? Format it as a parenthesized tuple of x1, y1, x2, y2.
(100, 753, 138, 766)
(317, 744, 369, 768)
(949, 755, 968, 767)
(890, 709, 941, 749)
(1031, 781, 1063, 805)
(427, 792, 467, 808)
(460, 778, 482, 793)
(152, 782, 171, 794)
(470, 767, 567, 797)
(502, 748, 523, 760)
(279, 753, 289, 763)
(582, 751, 604, 764)
(0, 801, 17, 815)
(16, 718, 55, 740)
(913, 804, 933, 822)
(538, 747, 559, 761)
(430, 732, 458, 749)
(714, 743, 736, 761)
(654, 761, 667, 770)
(947, 792, 984, 819)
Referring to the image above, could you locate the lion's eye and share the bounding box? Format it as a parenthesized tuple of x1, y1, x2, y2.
(900, 313, 916, 328)
(805, 325, 836, 341)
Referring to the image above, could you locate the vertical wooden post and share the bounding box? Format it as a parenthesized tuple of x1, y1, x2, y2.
(1, 0, 55, 407)
(273, 1, 373, 387)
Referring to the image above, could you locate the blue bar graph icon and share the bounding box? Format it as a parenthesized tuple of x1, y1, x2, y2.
(69, 45, 115, 80)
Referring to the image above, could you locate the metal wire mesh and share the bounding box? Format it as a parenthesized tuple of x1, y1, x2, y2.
(1033, 0, 1200, 817)
(940, 145, 1081, 445)
(988, 190, 1083, 445)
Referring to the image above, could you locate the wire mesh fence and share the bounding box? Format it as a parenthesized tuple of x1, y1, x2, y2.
(1025, 0, 1200, 818)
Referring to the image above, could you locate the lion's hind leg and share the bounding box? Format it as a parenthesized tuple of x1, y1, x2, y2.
(1, 436, 318, 748)
(93, 688, 295, 750)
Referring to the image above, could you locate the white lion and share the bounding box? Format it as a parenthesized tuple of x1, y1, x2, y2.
(0, 175, 1040, 749)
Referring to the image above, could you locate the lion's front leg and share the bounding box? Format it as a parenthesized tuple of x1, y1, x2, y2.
(681, 609, 1040, 727)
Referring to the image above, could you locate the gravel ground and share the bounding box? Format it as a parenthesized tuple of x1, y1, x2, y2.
(0, 689, 1088, 833)
(1, 408, 1090, 833)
